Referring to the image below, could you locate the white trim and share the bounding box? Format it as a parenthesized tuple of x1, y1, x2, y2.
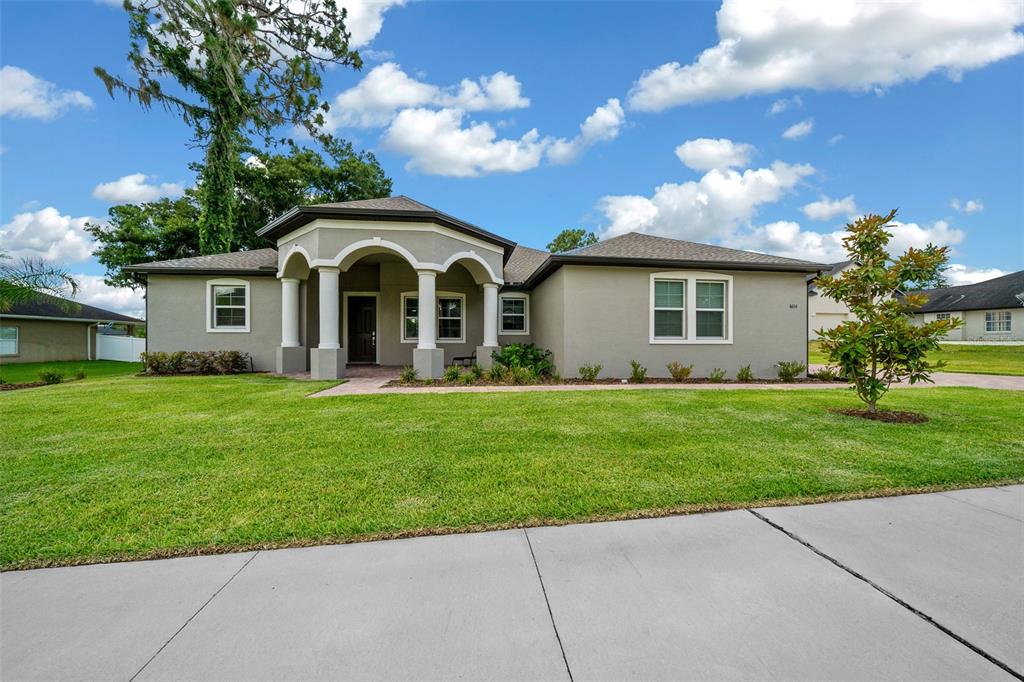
(648, 271, 734, 345)
(278, 245, 313, 277)
(0, 324, 19, 356)
(0, 314, 143, 324)
(984, 310, 1012, 333)
(206, 278, 251, 333)
(498, 292, 530, 335)
(276, 218, 505, 256)
(441, 250, 503, 285)
(400, 290, 467, 344)
(342, 291, 381, 364)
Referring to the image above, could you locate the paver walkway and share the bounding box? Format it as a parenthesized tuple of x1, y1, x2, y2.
(3, 486, 1022, 680)
(308, 365, 1024, 396)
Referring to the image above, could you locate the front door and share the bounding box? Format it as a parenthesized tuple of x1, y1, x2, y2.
(348, 296, 376, 363)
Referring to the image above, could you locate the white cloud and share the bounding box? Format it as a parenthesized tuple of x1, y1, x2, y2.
(91, 173, 184, 203)
(828, 134, 845, 145)
(598, 161, 815, 241)
(344, 0, 406, 48)
(361, 49, 395, 62)
(944, 264, 1007, 285)
(547, 98, 626, 165)
(71, 274, 146, 319)
(627, 0, 1024, 111)
(782, 119, 813, 140)
(0, 66, 94, 121)
(323, 62, 529, 130)
(951, 198, 984, 214)
(802, 194, 857, 220)
(768, 95, 802, 115)
(727, 218, 966, 263)
(0, 207, 96, 263)
(381, 108, 546, 177)
(673, 137, 754, 171)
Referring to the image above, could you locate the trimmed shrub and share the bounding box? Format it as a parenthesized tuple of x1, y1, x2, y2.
(37, 369, 65, 385)
(399, 366, 418, 383)
(468, 364, 484, 380)
(73, 367, 87, 380)
(735, 364, 754, 382)
(490, 343, 554, 377)
(708, 368, 727, 383)
(776, 360, 806, 382)
(666, 361, 693, 382)
(487, 364, 510, 383)
(578, 363, 602, 382)
(629, 360, 647, 384)
(460, 371, 477, 385)
(508, 365, 539, 385)
(442, 364, 462, 382)
(812, 366, 842, 381)
(141, 350, 251, 375)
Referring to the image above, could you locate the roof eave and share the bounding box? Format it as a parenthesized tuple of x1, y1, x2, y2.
(126, 266, 279, 276)
(0, 313, 145, 324)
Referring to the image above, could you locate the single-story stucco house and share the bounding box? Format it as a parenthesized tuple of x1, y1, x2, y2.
(807, 260, 854, 340)
(0, 293, 144, 364)
(126, 196, 828, 379)
(911, 270, 1024, 341)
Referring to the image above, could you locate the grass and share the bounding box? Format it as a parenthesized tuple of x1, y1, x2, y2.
(0, 360, 143, 385)
(2, 374, 1022, 570)
(809, 341, 1024, 376)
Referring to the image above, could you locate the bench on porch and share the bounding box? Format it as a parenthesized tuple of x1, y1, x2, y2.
(451, 350, 477, 367)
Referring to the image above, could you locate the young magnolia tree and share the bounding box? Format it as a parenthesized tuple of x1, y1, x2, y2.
(817, 210, 962, 413)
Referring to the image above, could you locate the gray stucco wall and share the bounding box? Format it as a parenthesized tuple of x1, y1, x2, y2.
(0, 318, 93, 363)
(534, 266, 808, 379)
(528, 269, 565, 372)
(146, 274, 282, 371)
(914, 308, 1022, 341)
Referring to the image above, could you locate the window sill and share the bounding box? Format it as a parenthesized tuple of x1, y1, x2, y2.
(650, 338, 733, 345)
(401, 339, 467, 344)
(206, 327, 251, 334)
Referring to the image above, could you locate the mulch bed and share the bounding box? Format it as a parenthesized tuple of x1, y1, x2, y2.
(830, 408, 929, 424)
(0, 381, 48, 391)
(387, 376, 843, 388)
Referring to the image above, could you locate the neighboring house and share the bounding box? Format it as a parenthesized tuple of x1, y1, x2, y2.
(0, 293, 144, 364)
(911, 270, 1024, 341)
(807, 260, 853, 340)
(126, 196, 826, 379)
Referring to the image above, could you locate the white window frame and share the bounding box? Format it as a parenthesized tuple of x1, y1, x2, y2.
(649, 271, 734, 345)
(400, 291, 467, 344)
(206, 278, 251, 333)
(985, 311, 1012, 333)
(651, 278, 686, 340)
(0, 325, 19, 356)
(695, 279, 728, 340)
(935, 312, 951, 321)
(499, 293, 530, 335)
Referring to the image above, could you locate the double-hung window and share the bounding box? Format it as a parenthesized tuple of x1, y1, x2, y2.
(935, 312, 951, 321)
(500, 295, 529, 334)
(207, 279, 250, 332)
(653, 279, 685, 339)
(986, 311, 1012, 333)
(0, 326, 18, 356)
(695, 281, 727, 339)
(401, 292, 466, 342)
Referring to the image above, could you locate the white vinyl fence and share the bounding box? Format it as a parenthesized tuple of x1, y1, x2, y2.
(96, 335, 146, 362)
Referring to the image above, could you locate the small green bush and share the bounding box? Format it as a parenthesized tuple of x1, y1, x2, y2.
(629, 360, 647, 384)
(442, 364, 462, 382)
(508, 365, 539, 385)
(399, 366, 418, 383)
(490, 343, 554, 377)
(776, 361, 806, 382)
(578, 363, 602, 381)
(141, 350, 250, 375)
(812, 366, 842, 381)
(468, 364, 484, 380)
(735, 364, 753, 382)
(487, 364, 510, 382)
(73, 367, 87, 380)
(708, 368, 727, 383)
(37, 369, 65, 385)
(666, 361, 693, 382)
(460, 371, 476, 385)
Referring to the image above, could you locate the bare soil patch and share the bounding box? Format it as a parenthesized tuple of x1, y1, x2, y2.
(831, 408, 929, 424)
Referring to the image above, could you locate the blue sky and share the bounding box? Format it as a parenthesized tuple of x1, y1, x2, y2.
(2, 0, 1022, 316)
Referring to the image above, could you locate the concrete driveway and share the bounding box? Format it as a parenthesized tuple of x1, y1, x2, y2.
(3, 486, 1022, 681)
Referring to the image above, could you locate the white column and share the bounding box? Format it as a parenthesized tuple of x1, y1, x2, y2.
(417, 270, 437, 350)
(281, 278, 300, 347)
(318, 267, 340, 349)
(482, 283, 499, 347)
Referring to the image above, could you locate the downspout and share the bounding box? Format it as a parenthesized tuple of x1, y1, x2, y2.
(87, 323, 98, 360)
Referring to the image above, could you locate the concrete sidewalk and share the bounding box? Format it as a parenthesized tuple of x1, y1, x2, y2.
(3, 486, 1022, 680)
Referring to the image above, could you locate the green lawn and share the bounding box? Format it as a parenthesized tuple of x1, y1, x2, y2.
(2, 374, 1022, 569)
(0, 360, 143, 385)
(809, 341, 1024, 376)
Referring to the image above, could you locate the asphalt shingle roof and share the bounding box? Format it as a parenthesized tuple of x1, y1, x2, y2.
(127, 248, 279, 273)
(503, 245, 551, 285)
(312, 196, 433, 212)
(568, 233, 825, 268)
(1, 292, 143, 324)
(912, 270, 1024, 313)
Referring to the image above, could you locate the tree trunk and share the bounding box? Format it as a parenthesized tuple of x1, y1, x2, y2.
(198, 115, 237, 255)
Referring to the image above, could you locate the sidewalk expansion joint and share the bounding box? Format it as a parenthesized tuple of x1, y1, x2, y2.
(747, 509, 1023, 682)
(524, 529, 574, 682)
(128, 551, 261, 681)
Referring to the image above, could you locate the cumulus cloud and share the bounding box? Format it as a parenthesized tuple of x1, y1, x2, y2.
(381, 108, 546, 177)
(0, 207, 96, 263)
(944, 264, 1007, 286)
(323, 62, 529, 129)
(92, 173, 184, 203)
(768, 95, 802, 115)
(782, 119, 813, 140)
(727, 218, 966, 263)
(547, 98, 625, 165)
(344, 0, 406, 48)
(951, 198, 984, 214)
(0, 66, 94, 121)
(598, 161, 815, 241)
(71, 274, 146, 319)
(802, 194, 857, 220)
(627, 0, 1024, 111)
(673, 137, 754, 171)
